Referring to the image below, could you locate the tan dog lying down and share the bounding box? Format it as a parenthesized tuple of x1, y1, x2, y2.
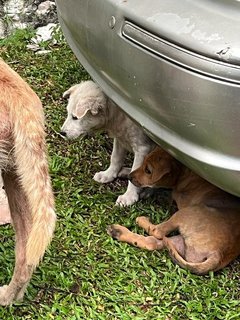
(0, 59, 56, 305)
(60, 80, 156, 206)
(108, 146, 240, 275)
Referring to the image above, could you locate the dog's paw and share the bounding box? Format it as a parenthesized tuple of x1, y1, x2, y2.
(107, 224, 131, 242)
(107, 224, 125, 239)
(136, 216, 150, 226)
(116, 192, 139, 206)
(93, 171, 116, 183)
(0, 285, 14, 306)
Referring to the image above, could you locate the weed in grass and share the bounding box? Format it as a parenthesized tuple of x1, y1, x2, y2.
(0, 28, 239, 319)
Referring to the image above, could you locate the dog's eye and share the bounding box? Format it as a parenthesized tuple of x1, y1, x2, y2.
(72, 115, 78, 120)
(145, 166, 152, 175)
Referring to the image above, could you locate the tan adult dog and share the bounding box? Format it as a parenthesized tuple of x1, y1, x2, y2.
(0, 59, 56, 305)
(108, 146, 240, 275)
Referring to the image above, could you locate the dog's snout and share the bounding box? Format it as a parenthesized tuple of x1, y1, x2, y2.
(128, 173, 141, 187)
(60, 131, 67, 137)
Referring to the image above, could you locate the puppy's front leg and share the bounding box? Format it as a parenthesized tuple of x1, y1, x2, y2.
(94, 138, 126, 183)
(116, 146, 151, 206)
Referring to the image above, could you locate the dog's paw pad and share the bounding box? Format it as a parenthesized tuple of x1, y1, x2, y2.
(107, 225, 123, 239)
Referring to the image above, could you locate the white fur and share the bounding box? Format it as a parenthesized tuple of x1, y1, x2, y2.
(61, 80, 156, 206)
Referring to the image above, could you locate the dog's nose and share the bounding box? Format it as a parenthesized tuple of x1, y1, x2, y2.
(60, 131, 67, 137)
(128, 174, 132, 182)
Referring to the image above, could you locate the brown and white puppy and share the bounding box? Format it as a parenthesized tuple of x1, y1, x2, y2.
(61, 80, 156, 206)
(108, 146, 240, 275)
(0, 59, 56, 305)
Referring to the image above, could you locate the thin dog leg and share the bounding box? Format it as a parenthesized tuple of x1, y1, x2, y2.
(0, 171, 33, 305)
(117, 146, 152, 206)
(136, 216, 178, 239)
(107, 224, 164, 250)
(94, 138, 127, 183)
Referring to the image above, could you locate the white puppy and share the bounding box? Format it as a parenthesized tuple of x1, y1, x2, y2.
(61, 80, 156, 206)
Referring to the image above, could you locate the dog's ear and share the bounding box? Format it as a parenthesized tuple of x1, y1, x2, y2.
(90, 97, 106, 115)
(75, 107, 91, 119)
(90, 105, 101, 115)
(151, 162, 171, 183)
(63, 84, 79, 99)
(63, 89, 71, 99)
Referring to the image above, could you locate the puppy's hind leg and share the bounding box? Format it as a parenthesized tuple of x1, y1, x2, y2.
(136, 215, 179, 239)
(0, 171, 33, 306)
(163, 237, 221, 275)
(94, 138, 126, 183)
(107, 224, 164, 251)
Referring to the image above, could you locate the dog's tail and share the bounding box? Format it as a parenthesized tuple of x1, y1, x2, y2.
(163, 237, 221, 275)
(10, 84, 56, 267)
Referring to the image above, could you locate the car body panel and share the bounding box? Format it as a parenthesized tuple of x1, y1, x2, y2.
(56, 0, 240, 196)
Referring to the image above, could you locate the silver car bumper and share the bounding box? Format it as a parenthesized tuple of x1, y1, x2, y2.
(56, 0, 240, 196)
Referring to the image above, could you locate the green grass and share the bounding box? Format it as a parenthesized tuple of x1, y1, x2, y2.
(0, 29, 240, 319)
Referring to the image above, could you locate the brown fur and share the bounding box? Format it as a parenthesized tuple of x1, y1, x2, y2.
(108, 146, 240, 275)
(0, 59, 56, 305)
